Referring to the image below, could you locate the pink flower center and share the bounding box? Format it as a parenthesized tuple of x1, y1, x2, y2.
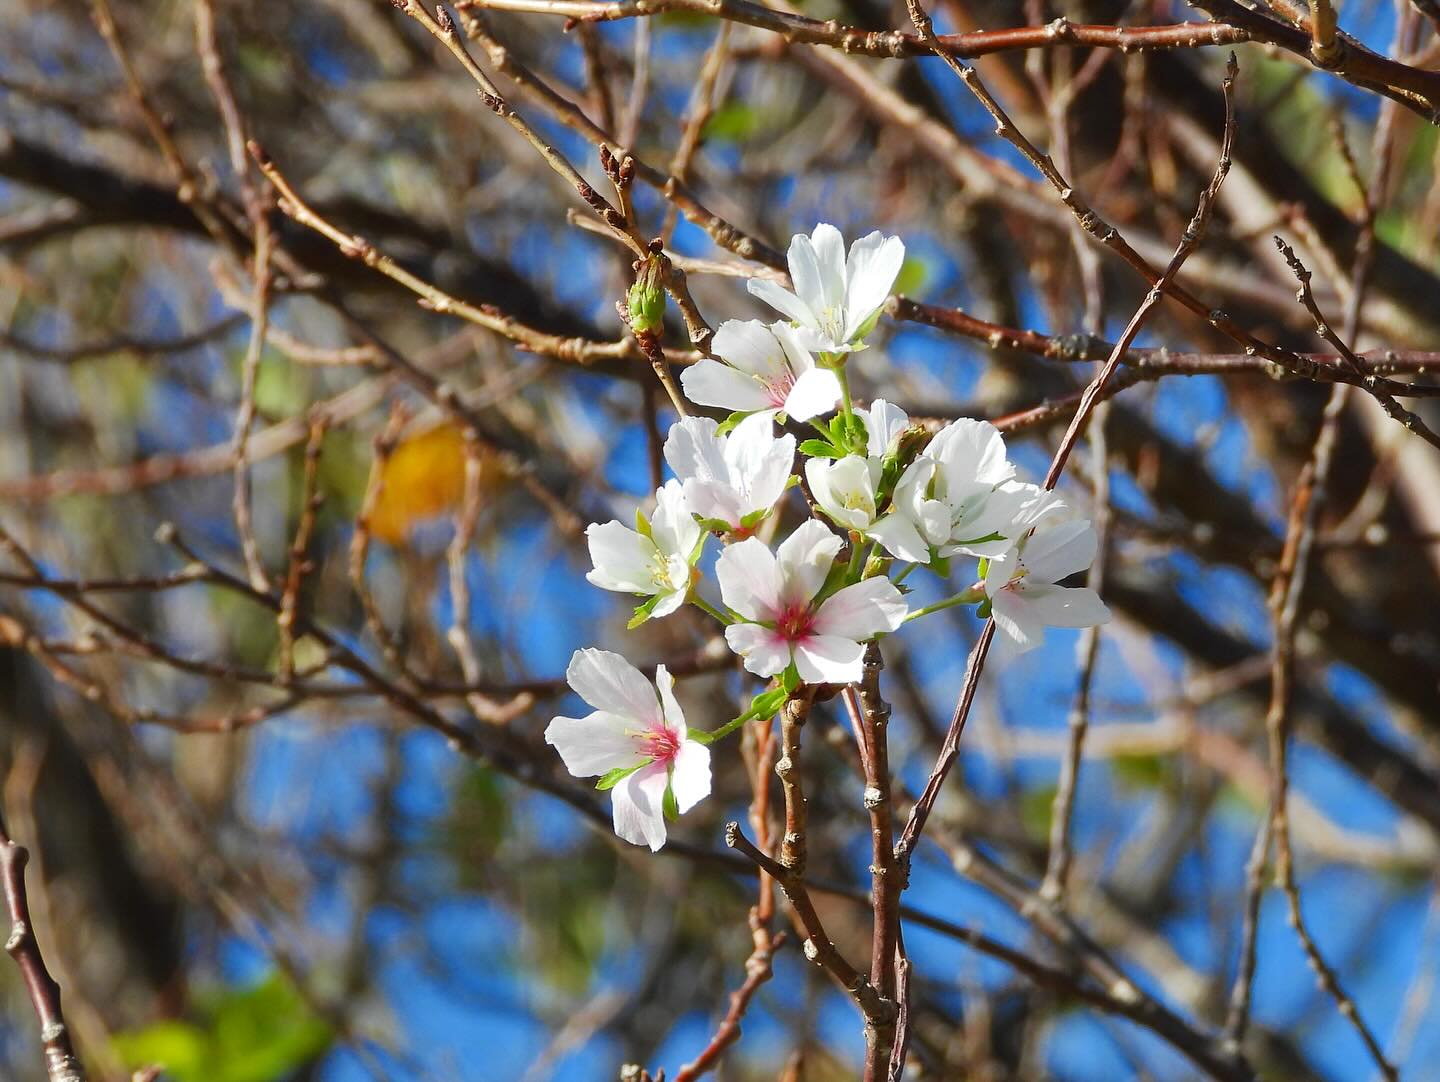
(760, 370, 795, 408)
(638, 724, 682, 765)
(774, 600, 816, 643)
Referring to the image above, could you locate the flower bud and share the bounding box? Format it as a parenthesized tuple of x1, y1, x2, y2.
(626, 256, 667, 336)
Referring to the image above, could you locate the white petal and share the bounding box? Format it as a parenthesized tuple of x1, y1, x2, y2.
(806, 456, 875, 530)
(651, 478, 701, 558)
(716, 536, 783, 620)
(806, 223, 848, 315)
(712, 319, 791, 378)
(746, 278, 817, 329)
(612, 762, 670, 850)
(739, 432, 795, 518)
(813, 576, 907, 638)
(861, 398, 909, 457)
(1017, 583, 1111, 628)
(649, 584, 688, 618)
(544, 712, 638, 777)
(585, 521, 654, 594)
(565, 648, 662, 723)
(776, 519, 841, 606)
(783, 366, 842, 421)
(843, 232, 905, 341)
(663, 416, 725, 483)
(724, 622, 793, 678)
(670, 740, 712, 814)
(655, 664, 687, 740)
(680, 358, 773, 414)
(929, 418, 1014, 490)
(793, 633, 865, 684)
(867, 512, 930, 563)
(990, 594, 1044, 655)
(683, 479, 746, 529)
(1021, 520, 1097, 584)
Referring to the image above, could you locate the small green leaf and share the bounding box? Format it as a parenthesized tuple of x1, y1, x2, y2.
(663, 785, 680, 822)
(781, 664, 801, 693)
(716, 411, 750, 436)
(635, 507, 654, 541)
(597, 763, 645, 791)
(739, 506, 772, 529)
(628, 594, 663, 629)
(800, 439, 844, 459)
(975, 598, 992, 618)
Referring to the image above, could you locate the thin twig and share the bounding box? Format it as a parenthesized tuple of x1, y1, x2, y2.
(0, 810, 87, 1082)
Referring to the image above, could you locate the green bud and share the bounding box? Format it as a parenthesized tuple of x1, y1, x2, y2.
(626, 256, 667, 336)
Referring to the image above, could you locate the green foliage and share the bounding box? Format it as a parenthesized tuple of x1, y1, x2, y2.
(1019, 784, 1059, 841)
(702, 102, 762, 143)
(113, 974, 332, 1082)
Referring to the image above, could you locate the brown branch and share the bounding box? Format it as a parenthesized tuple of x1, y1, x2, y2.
(889, 296, 1440, 396)
(847, 646, 903, 1078)
(0, 811, 87, 1082)
(672, 915, 785, 1082)
(724, 823, 890, 1024)
(460, 0, 1252, 60)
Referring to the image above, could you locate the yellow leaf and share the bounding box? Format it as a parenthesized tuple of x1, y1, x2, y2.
(366, 423, 496, 545)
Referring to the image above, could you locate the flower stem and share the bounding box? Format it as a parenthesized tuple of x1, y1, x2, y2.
(903, 585, 985, 623)
(894, 562, 918, 585)
(691, 594, 734, 625)
(846, 532, 865, 581)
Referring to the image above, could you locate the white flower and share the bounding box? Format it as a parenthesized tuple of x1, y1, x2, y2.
(680, 319, 841, 421)
(586, 479, 702, 621)
(747, 223, 905, 355)
(805, 399, 912, 535)
(983, 518, 1110, 654)
(869, 418, 1025, 564)
(716, 519, 907, 683)
(855, 398, 911, 459)
(663, 413, 795, 535)
(806, 455, 881, 533)
(545, 649, 711, 851)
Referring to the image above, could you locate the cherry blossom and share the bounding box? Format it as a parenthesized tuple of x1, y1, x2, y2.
(716, 519, 907, 683)
(680, 319, 841, 421)
(869, 418, 1027, 564)
(747, 223, 905, 355)
(585, 480, 702, 622)
(545, 649, 711, 850)
(983, 517, 1111, 654)
(663, 413, 796, 535)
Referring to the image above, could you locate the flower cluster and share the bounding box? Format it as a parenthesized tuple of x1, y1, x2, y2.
(547, 223, 1110, 849)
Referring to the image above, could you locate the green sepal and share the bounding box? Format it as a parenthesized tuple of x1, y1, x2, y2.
(696, 516, 734, 536)
(780, 664, 801, 693)
(597, 762, 647, 791)
(627, 594, 663, 629)
(739, 507, 770, 530)
(976, 598, 993, 618)
(930, 552, 951, 577)
(688, 531, 708, 563)
(848, 307, 883, 344)
(747, 686, 789, 720)
(976, 557, 990, 579)
(815, 553, 854, 600)
(799, 439, 844, 459)
(635, 507, 654, 541)
(716, 411, 750, 436)
(663, 784, 680, 822)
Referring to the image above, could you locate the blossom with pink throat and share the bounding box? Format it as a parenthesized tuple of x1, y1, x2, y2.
(545, 648, 711, 851)
(679, 319, 840, 421)
(715, 519, 907, 683)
